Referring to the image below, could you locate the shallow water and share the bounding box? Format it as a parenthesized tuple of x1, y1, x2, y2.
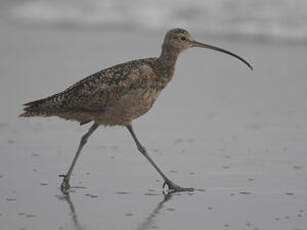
(2, 0, 307, 42)
(1, 21, 307, 230)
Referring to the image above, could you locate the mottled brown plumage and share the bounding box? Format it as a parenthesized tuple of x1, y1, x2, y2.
(20, 28, 252, 194)
(19, 29, 183, 126)
(20, 58, 165, 126)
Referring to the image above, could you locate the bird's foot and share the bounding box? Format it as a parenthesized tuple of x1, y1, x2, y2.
(162, 180, 194, 192)
(59, 174, 71, 195)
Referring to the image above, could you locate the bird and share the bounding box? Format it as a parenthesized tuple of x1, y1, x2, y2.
(20, 28, 253, 194)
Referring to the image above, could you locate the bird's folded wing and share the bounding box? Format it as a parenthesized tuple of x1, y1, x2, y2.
(21, 60, 151, 114)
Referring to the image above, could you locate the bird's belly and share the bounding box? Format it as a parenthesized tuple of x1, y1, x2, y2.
(96, 88, 161, 126)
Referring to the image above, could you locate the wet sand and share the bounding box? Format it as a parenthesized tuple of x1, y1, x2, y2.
(0, 20, 307, 230)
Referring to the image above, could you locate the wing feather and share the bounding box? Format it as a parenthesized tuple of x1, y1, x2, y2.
(20, 58, 155, 116)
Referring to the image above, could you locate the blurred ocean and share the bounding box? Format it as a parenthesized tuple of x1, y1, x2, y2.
(1, 0, 307, 43)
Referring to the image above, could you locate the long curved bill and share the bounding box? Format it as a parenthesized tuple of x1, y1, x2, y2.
(192, 41, 253, 70)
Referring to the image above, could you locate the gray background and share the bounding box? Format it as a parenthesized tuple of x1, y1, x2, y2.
(0, 1, 306, 230)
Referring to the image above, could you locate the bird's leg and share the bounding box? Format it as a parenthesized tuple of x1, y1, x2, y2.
(126, 124, 193, 192)
(59, 123, 99, 194)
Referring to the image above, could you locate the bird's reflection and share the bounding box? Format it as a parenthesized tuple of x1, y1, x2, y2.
(56, 189, 195, 230)
(137, 191, 177, 230)
(56, 194, 83, 230)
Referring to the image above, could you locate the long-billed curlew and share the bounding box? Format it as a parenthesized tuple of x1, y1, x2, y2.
(20, 28, 253, 194)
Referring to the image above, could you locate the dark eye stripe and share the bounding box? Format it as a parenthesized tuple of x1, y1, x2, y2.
(181, 36, 186, 41)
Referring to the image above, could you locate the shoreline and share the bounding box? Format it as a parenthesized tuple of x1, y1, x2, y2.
(0, 20, 307, 230)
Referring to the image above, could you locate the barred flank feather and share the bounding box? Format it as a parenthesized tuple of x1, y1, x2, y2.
(19, 111, 49, 117)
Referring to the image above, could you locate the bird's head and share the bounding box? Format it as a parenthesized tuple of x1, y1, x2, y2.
(162, 28, 253, 70)
(163, 28, 194, 51)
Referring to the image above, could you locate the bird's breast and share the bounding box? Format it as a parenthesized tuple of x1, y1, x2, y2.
(129, 86, 161, 119)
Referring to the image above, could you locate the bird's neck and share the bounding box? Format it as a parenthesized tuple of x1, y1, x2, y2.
(158, 44, 180, 75)
(150, 44, 181, 90)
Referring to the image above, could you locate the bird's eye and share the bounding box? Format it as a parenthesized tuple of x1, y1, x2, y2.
(181, 36, 186, 41)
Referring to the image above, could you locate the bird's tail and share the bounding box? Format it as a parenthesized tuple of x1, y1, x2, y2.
(19, 94, 63, 117)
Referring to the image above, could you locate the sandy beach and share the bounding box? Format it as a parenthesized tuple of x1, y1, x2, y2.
(0, 18, 307, 230)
